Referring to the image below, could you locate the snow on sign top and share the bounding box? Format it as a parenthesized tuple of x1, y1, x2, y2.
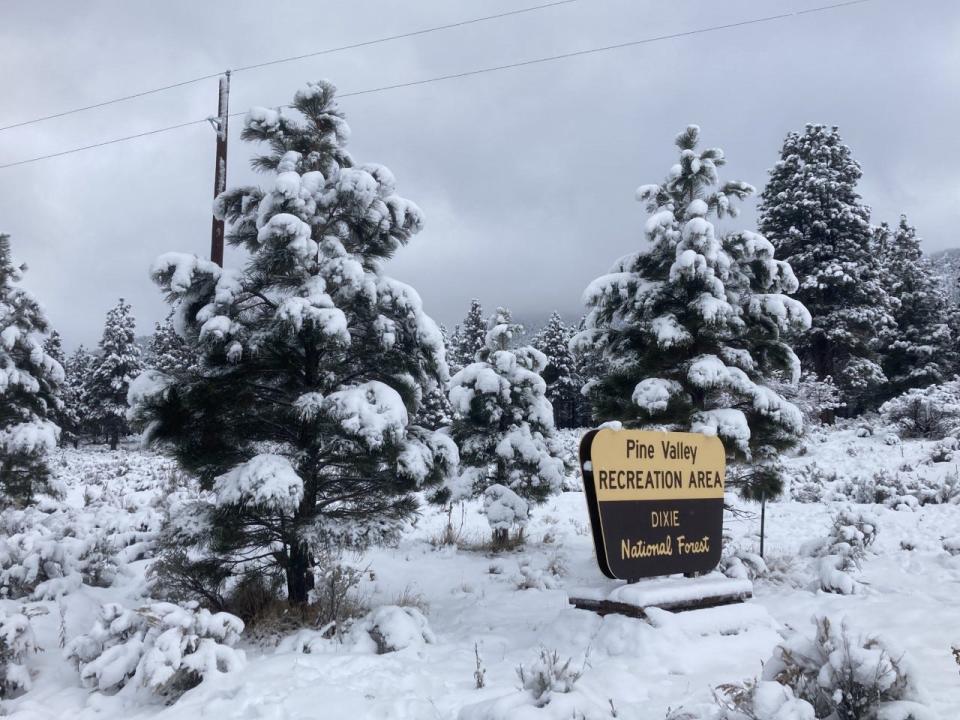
(579, 428, 725, 581)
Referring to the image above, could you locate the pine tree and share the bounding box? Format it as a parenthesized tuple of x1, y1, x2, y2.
(533, 312, 580, 428)
(63, 346, 94, 446)
(42, 330, 65, 367)
(42, 331, 71, 446)
(875, 215, 956, 397)
(757, 124, 893, 414)
(0, 234, 63, 504)
(448, 307, 567, 547)
(129, 81, 458, 605)
(414, 325, 453, 430)
(573, 125, 811, 499)
(147, 310, 194, 375)
(449, 299, 486, 372)
(88, 298, 142, 450)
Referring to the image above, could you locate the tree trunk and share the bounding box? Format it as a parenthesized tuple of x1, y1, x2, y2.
(109, 428, 118, 451)
(491, 527, 509, 550)
(286, 542, 313, 604)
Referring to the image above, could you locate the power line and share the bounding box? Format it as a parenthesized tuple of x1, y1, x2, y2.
(0, 0, 879, 171)
(0, 0, 580, 133)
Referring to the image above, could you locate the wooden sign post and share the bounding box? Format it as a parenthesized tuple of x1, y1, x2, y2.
(579, 427, 726, 581)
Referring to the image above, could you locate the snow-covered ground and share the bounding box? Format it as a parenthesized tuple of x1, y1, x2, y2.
(3, 426, 960, 719)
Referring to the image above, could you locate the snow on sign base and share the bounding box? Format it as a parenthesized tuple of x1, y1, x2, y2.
(579, 428, 725, 581)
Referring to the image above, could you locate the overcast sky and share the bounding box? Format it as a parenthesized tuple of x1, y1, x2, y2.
(1, 0, 956, 349)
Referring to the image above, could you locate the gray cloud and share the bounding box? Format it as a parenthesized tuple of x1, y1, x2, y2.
(1, 0, 956, 349)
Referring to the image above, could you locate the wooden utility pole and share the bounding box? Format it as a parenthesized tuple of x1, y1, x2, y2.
(208, 71, 230, 266)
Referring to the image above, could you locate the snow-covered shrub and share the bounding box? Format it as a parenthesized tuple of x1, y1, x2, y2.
(786, 463, 842, 503)
(943, 536, 960, 556)
(762, 615, 930, 719)
(0, 450, 190, 600)
(772, 371, 845, 427)
(516, 648, 584, 707)
(720, 549, 768, 582)
(927, 436, 958, 463)
(482, 484, 530, 549)
(713, 679, 815, 719)
(804, 508, 878, 594)
(353, 605, 435, 654)
(514, 561, 560, 591)
(0, 608, 39, 697)
(65, 601, 244, 698)
(880, 380, 960, 438)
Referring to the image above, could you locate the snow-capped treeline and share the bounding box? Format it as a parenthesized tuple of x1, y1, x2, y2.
(2, 81, 959, 717)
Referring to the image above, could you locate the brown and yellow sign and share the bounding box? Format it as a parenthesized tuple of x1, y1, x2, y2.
(580, 428, 725, 580)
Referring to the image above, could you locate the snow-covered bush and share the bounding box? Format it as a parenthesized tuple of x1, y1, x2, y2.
(943, 537, 960, 556)
(516, 648, 584, 708)
(787, 463, 842, 503)
(761, 615, 930, 719)
(803, 508, 878, 594)
(880, 380, 960, 438)
(0, 608, 39, 697)
(927, 436, 958, 463)
(354, 605, 434, 654)
(713, 679, 815, 720)
(870, 468, 960, 509)
(482, 484, 530, 548)
(65, 601, 244, 698)
(0, 450, 188, 600)
(719, 549, 768, 582)
(772, 371, 845, 427)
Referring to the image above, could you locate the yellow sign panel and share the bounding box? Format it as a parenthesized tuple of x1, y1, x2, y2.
(590, 428, 725, 501)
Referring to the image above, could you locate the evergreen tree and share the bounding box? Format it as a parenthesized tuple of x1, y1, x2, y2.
(757, 124, 893, 413)
(532, 312, 580, 428)
(448, 307, 567, 547)
(88, 298, 142, 450)
(414, 325, 453, 430)
(42, 331, 72, 446)
(573, 126, 811, 499)
(129, 81, 457, 605)
(147, 310, 194, 375)
(875, 215, 956, 397)
(449, 299, 485, 372)
(42, 330, 65, 367)
(0, 234, 63, 504)
(62, 345, 94, 446)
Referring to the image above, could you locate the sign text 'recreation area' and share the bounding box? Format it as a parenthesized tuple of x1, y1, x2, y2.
(579, 428, 725, 581)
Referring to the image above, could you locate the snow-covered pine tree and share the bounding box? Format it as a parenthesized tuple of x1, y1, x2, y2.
(42, 330, 65, 367)
(414, 323, 453, 430)
(146, 310, 194, 375)
(875, 215, 956, 398)
(0, 234, 63, 504)
(129, 80, 457, 605)
(62, 346, 94, 447)
(757, 124, 893, 414)
(41, 331, 71, 446)
(449, 299, 486, 373)
(533, 312, 580, 428)
(573, 126, 811, 500)
(87, 299, 141, 450)
(448, 307, 567, 547)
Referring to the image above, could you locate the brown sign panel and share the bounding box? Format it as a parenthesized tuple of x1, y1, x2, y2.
(579, 428, 725, 581)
